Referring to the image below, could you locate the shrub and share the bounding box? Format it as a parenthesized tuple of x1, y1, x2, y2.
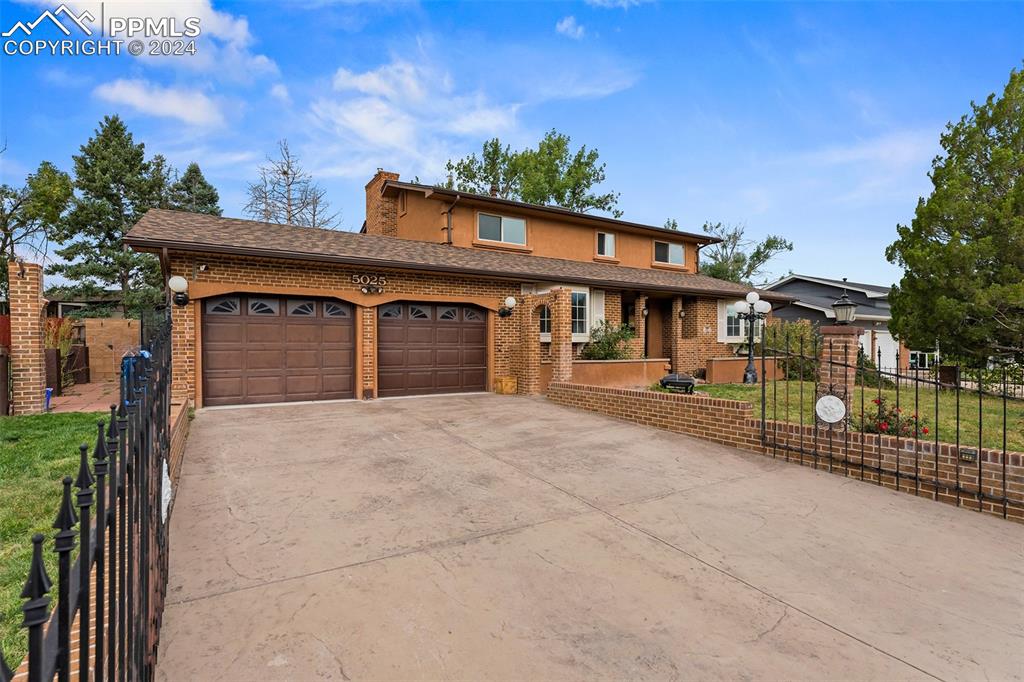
(757, 319, 820, 381)
(857, 349, 896, 389)
(859, 396, 929, 438)
(579, 321, 636, 360)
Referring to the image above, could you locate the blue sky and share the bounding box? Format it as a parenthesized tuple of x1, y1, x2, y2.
(1, 1, 1022, 286)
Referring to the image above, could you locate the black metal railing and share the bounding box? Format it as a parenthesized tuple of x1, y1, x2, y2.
(759, 325, 1023, 520)
(1, 314, 173, 682)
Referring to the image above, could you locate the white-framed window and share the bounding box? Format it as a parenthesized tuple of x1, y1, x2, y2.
(717, 300, 761, 343)
(477, 212, 527, 245)
(528, 284, 604, 343)
(654, 241, 684, 265)
(539, 305, 551, 336)
(596, 232, 615, 257)
(909, 350, 938, 370)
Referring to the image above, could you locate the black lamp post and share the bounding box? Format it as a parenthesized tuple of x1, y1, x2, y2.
(732, 292, 773, 384)
(831, 278, 858, 325)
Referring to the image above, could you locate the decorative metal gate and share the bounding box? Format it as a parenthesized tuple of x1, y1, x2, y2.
(758, 324, 1022, 520)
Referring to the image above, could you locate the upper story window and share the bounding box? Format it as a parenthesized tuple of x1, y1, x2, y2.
(478, 212, 526, 245)
(654, 241, 685, 266)
(596, 232, 616, 258)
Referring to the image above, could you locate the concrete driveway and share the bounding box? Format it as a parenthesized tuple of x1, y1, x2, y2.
(158, 394, 1024, 681)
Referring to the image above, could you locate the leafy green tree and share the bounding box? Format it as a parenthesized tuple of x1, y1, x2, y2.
(886, 66, 1024, 364)
(48, 115, 166, 318)
(0, 159, 73, 299)
(698, 222, 793, 285)
(444, 130, 622, 217)
(168, 162, 222, 215)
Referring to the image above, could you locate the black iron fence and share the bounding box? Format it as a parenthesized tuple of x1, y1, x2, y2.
(1, 314, 173, 682)
(758, 325, 1023, 520)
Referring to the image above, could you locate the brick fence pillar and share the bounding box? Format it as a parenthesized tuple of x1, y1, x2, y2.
(550, 288, 573, 383)
(8, 260, 47, 414)
(816, 325, 863, 430)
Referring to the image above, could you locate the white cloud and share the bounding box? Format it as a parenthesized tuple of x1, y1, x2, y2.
(307, 57, 522, 180)
(19, 0, 277, 80)
(556, 16, 585, 40)
(93, 79, 225, 127)
(269, 83, 291, 104)
(800, 130, 937, 170)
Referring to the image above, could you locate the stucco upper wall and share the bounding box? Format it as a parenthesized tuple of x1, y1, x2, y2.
(395, 191, 700, 273)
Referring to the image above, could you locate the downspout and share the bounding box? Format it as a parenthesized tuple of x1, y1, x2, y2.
(695, 242, 707, 274)
(443, 194, 460, 245)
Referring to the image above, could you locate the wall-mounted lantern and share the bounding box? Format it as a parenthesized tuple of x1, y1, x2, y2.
(168, 276, 189, 307)
(497, 296, 517, 318)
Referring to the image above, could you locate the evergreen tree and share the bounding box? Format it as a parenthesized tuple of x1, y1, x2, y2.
(886, 66, 1024, 364)
(48, 115, 166, 318)
(168, 162, 222, 215)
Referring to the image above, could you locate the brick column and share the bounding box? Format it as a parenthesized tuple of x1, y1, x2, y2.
(627, 294, 647, 359)
(8, 260, 46, 414)
(550, 288, 573, 382)
(816, 325, 863, 430)
(669, 296, 684, 372)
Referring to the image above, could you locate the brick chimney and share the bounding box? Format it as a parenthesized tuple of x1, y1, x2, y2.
(364, 169, 400, 237)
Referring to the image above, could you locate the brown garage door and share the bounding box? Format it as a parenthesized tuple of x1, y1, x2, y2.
(377, 302, 487, 398)
(202, 295, 355, 406)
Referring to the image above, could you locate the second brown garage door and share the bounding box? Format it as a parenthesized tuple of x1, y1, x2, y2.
(202, 295, 355, 406)
(377, 302, 487, 398)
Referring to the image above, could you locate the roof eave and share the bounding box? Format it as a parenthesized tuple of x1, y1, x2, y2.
(125, 235, 786, 301)
(382, 180, 723, 245)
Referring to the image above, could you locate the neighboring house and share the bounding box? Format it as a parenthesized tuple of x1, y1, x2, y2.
(763, 274, 937, 371)
(125, 169, 789, 407)
(44, 289, 124, 318)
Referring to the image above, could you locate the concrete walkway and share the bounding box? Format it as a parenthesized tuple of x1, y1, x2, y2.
(157, 394, 1024, 681)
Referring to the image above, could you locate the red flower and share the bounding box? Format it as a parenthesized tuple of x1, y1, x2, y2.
(879, 421, 889, 432)
(922, 427, 929, 435)
(872, 398, 881, 405)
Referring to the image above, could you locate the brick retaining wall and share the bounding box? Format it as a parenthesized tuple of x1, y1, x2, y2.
(546, 382, 1024, 523)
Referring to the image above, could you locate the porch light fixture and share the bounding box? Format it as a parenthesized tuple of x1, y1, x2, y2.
(732, 291, 772, 384)
(168, 276, 189, 307)
(641, 307, 649, 318)
(498, 295, 517, 318)
(831, 278, 857, 325)
(360, 284, 383, 295)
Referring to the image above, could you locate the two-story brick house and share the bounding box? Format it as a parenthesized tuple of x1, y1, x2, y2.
(125, 169, 786, 407)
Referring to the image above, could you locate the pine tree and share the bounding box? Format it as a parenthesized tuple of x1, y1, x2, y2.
(168, 162, 222, 215)
(48, 115, 166, 318)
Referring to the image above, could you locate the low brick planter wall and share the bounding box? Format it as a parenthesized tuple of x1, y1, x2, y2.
(546, 382, 1024, 522)
(546, 382, 762, 451)
(539, 358, 670, 393)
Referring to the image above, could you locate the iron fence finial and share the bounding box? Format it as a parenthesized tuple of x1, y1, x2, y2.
(75, 443, 94, 490)
(21, 534, 52, 603)
(53, 476, 77, 532)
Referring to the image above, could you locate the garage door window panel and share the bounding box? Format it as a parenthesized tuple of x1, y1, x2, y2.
(206, 297, 240, 315)
(380, 304, 403, 319)
(324, 301, 351, 318)
(409, 305, 432, 320)
(249, 298, 280, 315)
(287, 300, 316, 316)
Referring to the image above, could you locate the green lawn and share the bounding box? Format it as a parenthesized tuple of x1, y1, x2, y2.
(0, 412, 104, 666)
(700, 382, 1024, 453)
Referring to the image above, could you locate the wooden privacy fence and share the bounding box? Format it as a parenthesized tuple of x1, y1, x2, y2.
(1, 313, 173, 682)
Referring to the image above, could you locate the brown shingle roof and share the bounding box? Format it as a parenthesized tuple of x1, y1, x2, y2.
(126, 209, 786, 299)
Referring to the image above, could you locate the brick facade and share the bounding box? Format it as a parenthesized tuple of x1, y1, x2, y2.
(8, 261, 46, 414)
(167, 251, 523, 405)
(546, 382, 1024, 523)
